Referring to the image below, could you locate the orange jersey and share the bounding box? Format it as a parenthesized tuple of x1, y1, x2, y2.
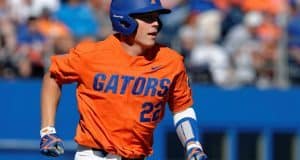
(49, 34, 193, 158)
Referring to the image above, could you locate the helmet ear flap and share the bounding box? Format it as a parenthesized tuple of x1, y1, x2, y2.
(110, 0, 171, 35)
(110, 14, 138, 36)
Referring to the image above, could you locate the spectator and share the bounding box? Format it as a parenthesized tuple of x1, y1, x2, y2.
(55, 0, 99, 40)
(242, 0, 287, 15)
(8, 0, 34, 23)
(35, 8, 74, 70)
(189, 0, 216, 12)
(88, 0, 112, 40)
(9, 0, 60, 24)
(189, 10, 232, 86)
(30, 0, 60, 17)
(287, 1, 300, 84)
(223, 11, 263, 85)
(0, 1, 18, 78)
(213, 0, 241, 11)
(0, 16, 17, 79)
(15, 16, 48, 77)
(158, 0, 189, 46)
(218, 0, 244, 41)
(36, 8, 70, 39)
(178, 12, 200, 59)
(254, 12, 281, 86)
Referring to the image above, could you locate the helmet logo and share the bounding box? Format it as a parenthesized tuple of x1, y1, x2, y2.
(113, 14, 124, 19)
(151, 0, 156, 4)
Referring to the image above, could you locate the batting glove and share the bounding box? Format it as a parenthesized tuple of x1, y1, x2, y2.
(186, 147, 208, 160)
(40, 127, 64, 157)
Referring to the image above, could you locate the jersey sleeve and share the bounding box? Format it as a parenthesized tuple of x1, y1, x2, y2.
(168, 57, 193, 113)
(49, 48, 81, 84)
(49, 40, 97, 84)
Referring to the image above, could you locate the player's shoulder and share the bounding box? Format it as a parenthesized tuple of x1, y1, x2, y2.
(73, 37, 113, 55)
(74, 40, 97, 54)
(157, 44, 184, 62)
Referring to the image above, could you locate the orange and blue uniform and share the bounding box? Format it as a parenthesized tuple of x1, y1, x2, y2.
(49, 34, 193, 158)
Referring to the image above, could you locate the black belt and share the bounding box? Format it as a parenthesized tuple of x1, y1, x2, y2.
(92, 148, 145, 160)
(122, 158, 145, 160)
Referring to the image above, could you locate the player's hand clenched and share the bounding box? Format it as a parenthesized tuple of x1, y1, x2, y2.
(39, 126, 64, 157)
(186, 147, 208, 160)
(40, 133, 64, 157)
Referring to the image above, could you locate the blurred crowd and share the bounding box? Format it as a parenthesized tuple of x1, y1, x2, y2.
(0, 0, 299, 88)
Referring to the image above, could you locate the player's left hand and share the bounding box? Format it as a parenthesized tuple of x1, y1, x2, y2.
(186, 147, 208, 160)
(40, 133, 64, 157)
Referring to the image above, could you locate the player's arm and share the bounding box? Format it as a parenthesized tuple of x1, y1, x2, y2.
(40, 71, 64, 157)
(39, 42, 83, 156)
(173, 107, 208, 160)
(41, 71, 61, 128)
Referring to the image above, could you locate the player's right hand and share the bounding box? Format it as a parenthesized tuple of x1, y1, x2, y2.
(186, 147, 208, 160)
(40, 133, 64, 157)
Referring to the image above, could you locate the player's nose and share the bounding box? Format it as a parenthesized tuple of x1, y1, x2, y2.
(152, 20, 159, 28)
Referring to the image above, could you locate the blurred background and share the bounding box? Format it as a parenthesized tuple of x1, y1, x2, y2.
(0, 0, 300, 160)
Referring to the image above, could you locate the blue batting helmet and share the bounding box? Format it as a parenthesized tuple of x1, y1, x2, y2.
(110, 0, 171, 36)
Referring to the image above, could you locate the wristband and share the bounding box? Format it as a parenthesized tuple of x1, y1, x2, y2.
(186, 141, 203, 151)
(40, 126, 56, 138)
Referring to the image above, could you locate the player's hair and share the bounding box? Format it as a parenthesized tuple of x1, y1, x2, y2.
(110, 0, 171, 36)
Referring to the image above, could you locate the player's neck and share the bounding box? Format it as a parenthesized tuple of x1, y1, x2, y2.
(118, 34, 150, 56)
(121, 42, 144, 56)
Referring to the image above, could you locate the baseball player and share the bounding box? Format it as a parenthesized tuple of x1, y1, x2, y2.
(39, 0, 208, 160)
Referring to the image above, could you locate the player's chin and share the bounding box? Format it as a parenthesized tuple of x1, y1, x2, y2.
(142, 38, 156, 48)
